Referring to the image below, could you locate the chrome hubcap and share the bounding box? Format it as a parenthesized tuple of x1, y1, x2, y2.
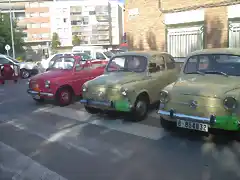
(22, 71, 29, 78)
(136, 101, 147, 116)
(61, 92, 69, 102)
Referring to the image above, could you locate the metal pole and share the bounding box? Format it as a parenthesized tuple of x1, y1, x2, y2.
(9, 0, 15, 58)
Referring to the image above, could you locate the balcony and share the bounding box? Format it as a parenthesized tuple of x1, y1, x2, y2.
(96, 15, 109, 22)
(71, 20, 83, 26)
(70, 15, 83, 21)
(98, 35, 110, 41)
(96, 25, 109, 31)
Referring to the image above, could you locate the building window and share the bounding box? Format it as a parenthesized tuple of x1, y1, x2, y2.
(32, 34, 38, 38)
(40, 23, 49, 28)
(31, 23, 40, 28)
(41, 33, 49, 38)
(39, 12, 49, 17)
(30, 13, 39, 17)
(89, 11, 96, 15)
(63, 18, 67, 23)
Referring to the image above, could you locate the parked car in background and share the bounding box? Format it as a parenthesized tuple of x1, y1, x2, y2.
(72, 46, 114, 60)
(0, 54, 20, 83)
(158, 48, 240, 139)
(40, 52, 94, 70)
(27, 54, 108, 106)
(0, 54, 37, 79)
(110, 49, 125, 55)
(80, 51, 179, 121)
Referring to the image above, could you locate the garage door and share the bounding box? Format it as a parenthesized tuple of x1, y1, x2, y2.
(229, 22, 240, 48)
(167, 26, 204, 58)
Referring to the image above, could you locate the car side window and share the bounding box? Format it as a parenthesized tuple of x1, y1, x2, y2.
(184, 56, 198, 73)
(96, 52, 106, 60)
(156, 55, 166, 71)
(0, 57, 10, 64)
(75, 61, 82, 71)
(166, 56, 175, 69)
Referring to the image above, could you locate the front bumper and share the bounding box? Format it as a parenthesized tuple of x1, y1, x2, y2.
(80, 99, 132, 112)
(27, 89, 54, 97)
(158, 109, 216, 125)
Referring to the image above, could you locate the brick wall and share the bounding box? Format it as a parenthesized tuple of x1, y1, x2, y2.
(125, 0, 230, 51)
(124, 0, 165, 51)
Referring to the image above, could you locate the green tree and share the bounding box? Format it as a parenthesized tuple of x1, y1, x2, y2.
(51, 32, 61, 52)
(0, 13, 25, 54)
(72, 35, 81, 46)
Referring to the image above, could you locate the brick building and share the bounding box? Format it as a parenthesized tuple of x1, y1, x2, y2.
(124, 0, 240, 58)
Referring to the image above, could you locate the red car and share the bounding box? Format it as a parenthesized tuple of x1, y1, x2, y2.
(27, 54, 107, 106)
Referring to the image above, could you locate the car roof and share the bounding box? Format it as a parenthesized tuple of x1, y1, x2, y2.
(113, 51, 170, 58)
(189, 48, 240, 57)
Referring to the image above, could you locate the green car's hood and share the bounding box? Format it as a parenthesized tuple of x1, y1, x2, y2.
(171, 75, 240, 97)
(89, 72, 146, 87)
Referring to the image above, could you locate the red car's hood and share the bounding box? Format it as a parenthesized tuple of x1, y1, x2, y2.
(31, 69, 71, 81)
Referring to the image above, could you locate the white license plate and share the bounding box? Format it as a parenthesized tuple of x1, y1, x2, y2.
(177, 119, 208, 132)
(33, 95, 40, 99)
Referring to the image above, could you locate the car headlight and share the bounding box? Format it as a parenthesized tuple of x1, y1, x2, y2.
(45, 80, 50, 88)
(223, 97, 237, 110)
(120, 87, 128, 96)
(82, 84, 88, 92)
(159, 90, 169, 103)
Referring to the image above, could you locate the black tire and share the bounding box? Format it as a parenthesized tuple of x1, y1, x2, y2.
(160, 117, 175, 130)
(84, 105, 100, 114)
(235, 131, 240, 141)
(128, 95, 149, 122)
(33, 98, 45, 103)
(55, 87, 73, 106)
(21, 69, 30, 79)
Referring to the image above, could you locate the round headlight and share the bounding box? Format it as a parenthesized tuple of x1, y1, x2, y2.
(223, 97, 237, 110)
(159, 90, 169, 103)
(120, 87, 128, 96)
(82, 84, 88, 92)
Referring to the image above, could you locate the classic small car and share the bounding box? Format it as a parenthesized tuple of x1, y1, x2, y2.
(27, 54, 107, 106)
(80, 51, 179, 121)
(158, 48, 240, 139)
(0, 54, 20, 84)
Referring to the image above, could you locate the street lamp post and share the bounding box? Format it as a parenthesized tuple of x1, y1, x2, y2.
(9, 0, 15, 58)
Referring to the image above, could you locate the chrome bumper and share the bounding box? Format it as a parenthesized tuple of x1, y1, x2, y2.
(158, 109, 216, 125)
(27, 89, 54, 97)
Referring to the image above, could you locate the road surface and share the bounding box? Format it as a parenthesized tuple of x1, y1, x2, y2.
(0, 80, 240, 180)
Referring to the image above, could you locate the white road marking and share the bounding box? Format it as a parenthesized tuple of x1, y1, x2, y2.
(0, 141, 67, 180)
(36, 106, 166, 140)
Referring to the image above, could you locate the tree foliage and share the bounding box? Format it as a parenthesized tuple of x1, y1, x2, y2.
(51, 32, 61, 50)
(72, 35, 81, 46)
(0, 13, 25, 54)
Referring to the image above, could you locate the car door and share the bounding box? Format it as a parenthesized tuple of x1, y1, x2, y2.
(72, 59, 92, 94)
(147, 54, 168, 102)
(163, 54, 179, 84)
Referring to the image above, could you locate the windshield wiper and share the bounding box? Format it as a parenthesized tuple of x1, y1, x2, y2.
(186, 71, 205, 75)
(204, 70, 228, 77)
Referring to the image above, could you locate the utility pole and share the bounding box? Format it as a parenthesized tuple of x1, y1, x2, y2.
(9, 0, 15, 58)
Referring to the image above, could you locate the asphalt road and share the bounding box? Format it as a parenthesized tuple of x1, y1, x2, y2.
(0, 80, 240, 180)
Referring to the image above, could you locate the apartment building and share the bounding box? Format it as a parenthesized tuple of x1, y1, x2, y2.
(125, 0, 240, 58)
(0, 0, 27, 40)
(50, 0, 124, 47)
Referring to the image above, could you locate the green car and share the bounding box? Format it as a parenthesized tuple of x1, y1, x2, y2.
(158, 48, 240, 139)
(80, 51, 179, 121)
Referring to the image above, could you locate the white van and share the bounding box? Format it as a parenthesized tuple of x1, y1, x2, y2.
(72, 46, 113, 60)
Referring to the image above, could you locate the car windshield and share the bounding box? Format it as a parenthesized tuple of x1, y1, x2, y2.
(103, 51, 114, 58)
(50, 56, 75, 70)
(106, 55, 148, 73)
(184, 54, 240, 76)
(73, 53, 92, 60)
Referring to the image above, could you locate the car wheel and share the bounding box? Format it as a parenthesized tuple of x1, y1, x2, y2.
(128, 95, 149, 122)
(160, 117, 175, 130)
(56, 87, 73, 106)
(84, 105, 100, 114)
(33, 98, 45, 103)
(21, 69, 30, 79)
